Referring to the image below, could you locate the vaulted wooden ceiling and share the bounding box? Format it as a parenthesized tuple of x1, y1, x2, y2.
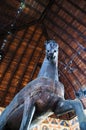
(0, 0, 86, 119)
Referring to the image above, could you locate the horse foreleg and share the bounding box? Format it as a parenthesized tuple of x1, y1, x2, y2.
(54, 99, 86, 130)
(19, 97, 35, 130)
(30, 109, 53, 129)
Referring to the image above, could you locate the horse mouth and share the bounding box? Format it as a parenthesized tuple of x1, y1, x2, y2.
(47, 55, 55, 61)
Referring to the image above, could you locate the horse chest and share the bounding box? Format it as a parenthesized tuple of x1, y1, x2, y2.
(34, 88, 58, 113)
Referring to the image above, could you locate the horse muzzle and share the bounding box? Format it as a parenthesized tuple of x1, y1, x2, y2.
(47, 53, 55, 60)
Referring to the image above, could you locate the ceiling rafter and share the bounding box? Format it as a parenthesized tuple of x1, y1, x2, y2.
(55, 1, 86, 27)
(48, 7, 86, 41)
(14, 24, 45, 96)
(68, 0, 86, 14)
(0, 29, 28, 83)
(45, 16, 86, 65)
(1, 25, 39, 105)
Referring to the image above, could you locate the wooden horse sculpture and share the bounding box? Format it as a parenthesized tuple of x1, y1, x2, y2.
(0, 40, 86, 130)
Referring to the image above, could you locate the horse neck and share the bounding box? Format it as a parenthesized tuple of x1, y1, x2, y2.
(38, 57, 59, 82)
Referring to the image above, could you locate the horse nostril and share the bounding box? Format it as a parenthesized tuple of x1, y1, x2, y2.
(49, 53, 53, 56)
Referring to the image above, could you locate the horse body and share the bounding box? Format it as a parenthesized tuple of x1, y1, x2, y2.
(0, 40, 86, 130)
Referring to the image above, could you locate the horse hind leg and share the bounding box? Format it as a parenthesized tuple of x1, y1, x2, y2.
(54, 99, 86, 130)
(54, 99, 73, 116)
(19, 97, 35, 130)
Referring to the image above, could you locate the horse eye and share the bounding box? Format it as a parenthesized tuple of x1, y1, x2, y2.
(54, 50, 56, 52)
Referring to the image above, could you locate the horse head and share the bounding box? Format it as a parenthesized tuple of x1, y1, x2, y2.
(45, 40, 59, 64)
